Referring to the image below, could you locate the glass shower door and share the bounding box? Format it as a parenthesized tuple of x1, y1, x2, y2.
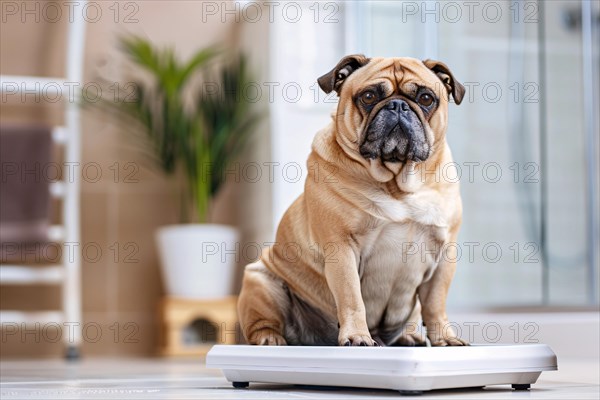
(437, 1, 544, 308)
(542, 0, 599, 305)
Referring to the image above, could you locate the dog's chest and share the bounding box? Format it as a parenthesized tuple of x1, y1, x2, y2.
(355, 219, 444, 331)
(355, 192, 450, 312)
(358, 188, 450, 267)
(357, 220, 442, 283)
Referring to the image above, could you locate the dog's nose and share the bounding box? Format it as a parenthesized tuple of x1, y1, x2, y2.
(386, 99, 410, 113)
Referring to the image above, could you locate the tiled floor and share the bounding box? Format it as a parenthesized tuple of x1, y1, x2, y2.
(0, 357, 598, 399)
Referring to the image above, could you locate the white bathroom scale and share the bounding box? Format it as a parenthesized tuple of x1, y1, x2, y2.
(206, 344, 557, 394)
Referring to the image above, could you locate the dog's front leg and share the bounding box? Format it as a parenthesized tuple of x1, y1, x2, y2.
(418, 231, 468, 346)
(324, 244, 376, 346)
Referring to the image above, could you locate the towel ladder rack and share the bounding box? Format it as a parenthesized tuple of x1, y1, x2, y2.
(0, 4, 86, 360)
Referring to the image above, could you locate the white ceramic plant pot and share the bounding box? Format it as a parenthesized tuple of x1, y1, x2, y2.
(156, 224, 240, 299)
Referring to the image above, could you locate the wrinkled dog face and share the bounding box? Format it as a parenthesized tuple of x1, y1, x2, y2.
(318, 56, 464, 171)
(357, 80, 434, 163)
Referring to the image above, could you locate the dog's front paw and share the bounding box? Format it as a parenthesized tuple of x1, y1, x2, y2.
(425, 321, 469, 346)
(429, 335, 469, 346)
(339, 331, 377, 346)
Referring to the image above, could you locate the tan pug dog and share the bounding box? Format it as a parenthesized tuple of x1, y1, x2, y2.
(238, 55, 467, 347)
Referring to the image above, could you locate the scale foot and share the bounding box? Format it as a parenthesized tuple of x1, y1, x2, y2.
(512, 384, 531, 391)
(232, 381, 249, 388)
(399, 390, 423, 396)
(64, 346, 80, 361)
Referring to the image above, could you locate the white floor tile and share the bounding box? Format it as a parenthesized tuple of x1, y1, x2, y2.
(1, 357, 598, 399)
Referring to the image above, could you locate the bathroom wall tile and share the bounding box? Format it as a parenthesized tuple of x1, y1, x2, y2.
(80, 191, 110, 314)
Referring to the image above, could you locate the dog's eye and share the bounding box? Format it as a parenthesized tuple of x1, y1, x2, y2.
(360, 91, 377, 105)
(417, 93, 434, 107)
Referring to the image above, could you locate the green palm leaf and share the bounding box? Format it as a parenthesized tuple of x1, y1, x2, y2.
(88, 37, 260, 222)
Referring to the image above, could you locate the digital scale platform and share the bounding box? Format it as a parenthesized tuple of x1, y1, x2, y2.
(206, 344, 557, 395)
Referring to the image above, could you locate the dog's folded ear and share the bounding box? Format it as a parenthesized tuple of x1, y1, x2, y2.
(318, 54, 370, 95)
(423, 59, 465, 105)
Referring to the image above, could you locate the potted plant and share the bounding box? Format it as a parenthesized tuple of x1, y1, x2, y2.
(90, 36, 261, 299)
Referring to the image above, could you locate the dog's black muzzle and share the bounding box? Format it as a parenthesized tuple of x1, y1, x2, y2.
(359, 99, 430, 163)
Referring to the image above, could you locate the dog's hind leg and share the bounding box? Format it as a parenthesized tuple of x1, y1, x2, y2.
(379, 298, 427, 346)
(237, 260, 290, 345)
